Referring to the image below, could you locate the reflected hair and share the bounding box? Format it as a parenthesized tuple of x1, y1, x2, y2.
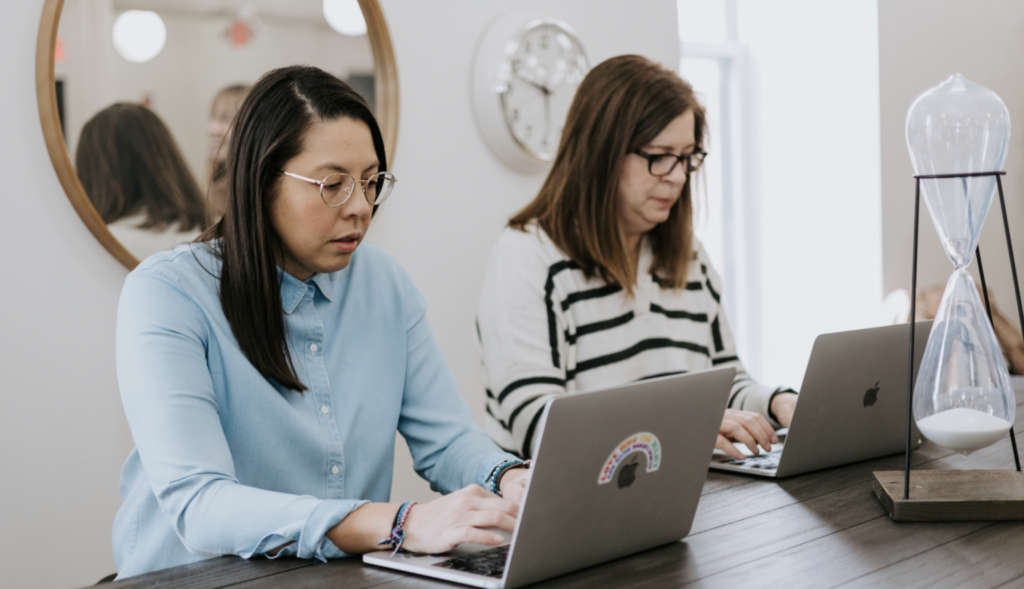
(76, 103, 205, 231)
(200, 65, 387, 392)
(207, 84, 252, 218)
(509, 55, 707, 294)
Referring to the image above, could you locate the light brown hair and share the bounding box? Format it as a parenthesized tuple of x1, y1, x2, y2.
(915, 285, 1024, 375)
(509, 54, 707, 293)
(207, 84, 252, 219)
(76, 103, 206, 231)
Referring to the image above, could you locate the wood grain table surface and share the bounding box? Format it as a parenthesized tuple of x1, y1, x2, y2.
(93, 397, 1024, 589)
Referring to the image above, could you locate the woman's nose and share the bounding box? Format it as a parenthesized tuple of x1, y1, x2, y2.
(665, 161, 689, 184)
(341, 184, 373, 217)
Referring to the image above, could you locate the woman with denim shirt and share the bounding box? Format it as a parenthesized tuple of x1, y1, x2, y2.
(113, 66, 528, 579)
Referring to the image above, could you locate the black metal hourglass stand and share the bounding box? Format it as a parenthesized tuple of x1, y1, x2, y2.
(904, 171, 1024, 496)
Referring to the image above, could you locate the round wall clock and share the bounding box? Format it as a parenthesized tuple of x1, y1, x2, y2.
(472, 13, 590, 173)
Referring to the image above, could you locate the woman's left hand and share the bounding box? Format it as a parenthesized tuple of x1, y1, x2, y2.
(771, 392, 798, 428)
(498, 468, 530, 506)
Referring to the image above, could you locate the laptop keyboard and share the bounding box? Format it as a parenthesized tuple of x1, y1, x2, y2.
(432, 544, 509, 578)
(723, 447, 782, 470)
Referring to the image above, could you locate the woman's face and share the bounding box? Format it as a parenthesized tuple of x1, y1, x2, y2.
(272, 116, 377, 280)
(616, 109, 696, 242)
(208, 95, 241, 163)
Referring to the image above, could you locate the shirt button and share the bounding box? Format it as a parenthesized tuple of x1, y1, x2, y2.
(332, 465, 340, 475)
(310, 343, 318, 353)
(321, 404, 329, 415)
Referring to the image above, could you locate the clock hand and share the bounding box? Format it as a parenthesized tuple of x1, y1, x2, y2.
(543, 91, 552, 145)
(512, 70, 551, 95)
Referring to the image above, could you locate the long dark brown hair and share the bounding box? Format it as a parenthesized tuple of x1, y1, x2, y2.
(200, 65, 387, 392)
(76, 103, 205, 231)
(510, 55, 707, 294)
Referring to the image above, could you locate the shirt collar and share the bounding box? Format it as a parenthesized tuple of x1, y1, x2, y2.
(279, 269, 336, 314)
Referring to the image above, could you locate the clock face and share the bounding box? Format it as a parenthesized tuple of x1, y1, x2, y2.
(499, 22, 588, 161)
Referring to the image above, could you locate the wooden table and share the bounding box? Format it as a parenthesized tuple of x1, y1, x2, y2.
(94, 408, 1024, 589)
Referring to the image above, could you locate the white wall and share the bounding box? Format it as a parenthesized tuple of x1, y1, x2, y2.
(0, 3, 132, 587)
(372, 0, 681, 504)
(879, 0, 1024, 335)
(0, 0, 678, 587)
(731, 0, 884, 389)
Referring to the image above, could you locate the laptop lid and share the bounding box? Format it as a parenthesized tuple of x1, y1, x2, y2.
(774, 320, 931, 477)
(502, 367, 735, 588)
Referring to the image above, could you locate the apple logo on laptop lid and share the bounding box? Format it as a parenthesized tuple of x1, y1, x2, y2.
(863, 381, 880, 407)
(598, 432, 661, 487)
(617, 457, 640, 488)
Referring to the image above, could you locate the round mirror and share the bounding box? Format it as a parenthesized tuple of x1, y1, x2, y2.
(36, 0, 398, 269)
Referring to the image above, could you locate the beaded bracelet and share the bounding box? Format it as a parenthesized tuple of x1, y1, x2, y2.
(485, 459, 531, 496)
(378, 500, 416, 555)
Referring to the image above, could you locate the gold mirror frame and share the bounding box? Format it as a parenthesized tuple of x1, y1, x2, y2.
(35, 0, 399, 270)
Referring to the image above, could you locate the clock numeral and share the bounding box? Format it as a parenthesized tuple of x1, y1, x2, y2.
(512, 108, 519, 122)
(525, 125, 533, 139)
(541, 34, 549, 49)
(512, 59, 521, 73)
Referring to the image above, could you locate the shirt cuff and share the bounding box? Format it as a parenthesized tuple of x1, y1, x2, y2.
(767, 387, 798, 426)
(476, 452, 523, 492)
(245, 499, 368, 561)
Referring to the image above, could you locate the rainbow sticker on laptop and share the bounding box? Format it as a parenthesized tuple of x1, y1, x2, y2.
(598, 432, 662, 484)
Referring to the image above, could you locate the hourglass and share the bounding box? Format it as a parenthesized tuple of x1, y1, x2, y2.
(874, 75, 1024, 521)
(909, 74, 1015, 456)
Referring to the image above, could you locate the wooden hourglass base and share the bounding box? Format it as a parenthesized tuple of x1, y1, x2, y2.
(873, 470, 1024, 521)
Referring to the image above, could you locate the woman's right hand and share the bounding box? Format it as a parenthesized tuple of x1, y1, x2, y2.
(401, 485, 519, 554)
(716, 409, 779, 460)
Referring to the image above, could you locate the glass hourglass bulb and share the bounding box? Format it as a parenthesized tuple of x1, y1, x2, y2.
(907, 74, 1015, 455)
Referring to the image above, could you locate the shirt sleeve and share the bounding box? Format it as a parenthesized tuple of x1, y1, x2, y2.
(393, 267, 520, 494)
(477, 229, 570, 459)
(117, 269, 364, 562)
(697, 247, 797, 428)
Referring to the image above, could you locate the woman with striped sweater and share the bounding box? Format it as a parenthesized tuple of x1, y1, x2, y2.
(477, 55, 797, 460)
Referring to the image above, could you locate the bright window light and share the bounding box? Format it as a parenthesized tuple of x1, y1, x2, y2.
(323, 0, 367, 36)
(112, 10, 166, 63)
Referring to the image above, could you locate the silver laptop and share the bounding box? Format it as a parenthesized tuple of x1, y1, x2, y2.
(364, 367, 736, 588)
(711, 321, 931, 478)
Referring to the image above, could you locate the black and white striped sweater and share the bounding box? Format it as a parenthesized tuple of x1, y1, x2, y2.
(477, 224, 788, 458)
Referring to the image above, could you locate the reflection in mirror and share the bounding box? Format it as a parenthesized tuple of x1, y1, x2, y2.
(55, 0, 376, 262)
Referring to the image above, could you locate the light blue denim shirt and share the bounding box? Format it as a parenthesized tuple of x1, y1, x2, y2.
(113, 241, 513, 578)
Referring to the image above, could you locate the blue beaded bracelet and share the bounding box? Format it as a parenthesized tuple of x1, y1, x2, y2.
(486, 459, 531, 496)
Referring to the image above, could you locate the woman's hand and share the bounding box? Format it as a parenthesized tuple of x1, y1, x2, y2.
(401, 485, 519, 554)
(717, 409, 778, 459)
(498, 468, 530, 506)
(770, 392, 798, 428)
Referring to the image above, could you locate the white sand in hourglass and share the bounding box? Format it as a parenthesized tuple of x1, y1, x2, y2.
(917, 407, 1012, 454)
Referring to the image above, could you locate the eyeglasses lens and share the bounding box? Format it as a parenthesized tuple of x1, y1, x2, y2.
(321, 174, 356, 206)
(649, 153, 704, 176)
(372, 173, 395, 204)
(650, 155, 680, 176)
(319, 173, 396, 206)
(687, 153, 705, 173)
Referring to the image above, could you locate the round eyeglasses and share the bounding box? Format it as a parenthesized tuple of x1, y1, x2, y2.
(633, 149, 707, 177)
(281, 171, 397, 207)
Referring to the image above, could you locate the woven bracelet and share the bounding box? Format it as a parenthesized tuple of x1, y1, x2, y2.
(378, 500, 416, 555)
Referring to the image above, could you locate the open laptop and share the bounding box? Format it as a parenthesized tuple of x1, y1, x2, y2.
(710, 321, 932, 478)
(364, 367, 736, 588)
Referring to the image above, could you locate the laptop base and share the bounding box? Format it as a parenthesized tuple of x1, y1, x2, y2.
(364, 543, 508, 589)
